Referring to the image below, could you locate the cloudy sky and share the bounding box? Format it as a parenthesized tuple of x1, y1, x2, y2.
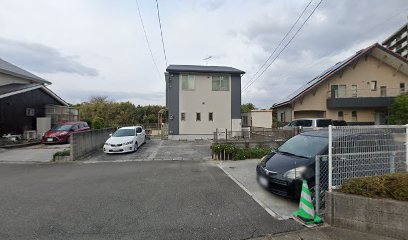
(0, 0, 407, 108)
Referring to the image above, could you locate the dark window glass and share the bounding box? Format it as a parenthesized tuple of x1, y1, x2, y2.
(113, 129, 136, 137)
(278, 135, 328, 158)
(317, 119, 332, 127)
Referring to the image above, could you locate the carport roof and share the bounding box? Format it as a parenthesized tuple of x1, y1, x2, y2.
(166, 65, 245, 74)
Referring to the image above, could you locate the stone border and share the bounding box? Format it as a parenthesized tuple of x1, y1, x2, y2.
(325, 191, 408, 240)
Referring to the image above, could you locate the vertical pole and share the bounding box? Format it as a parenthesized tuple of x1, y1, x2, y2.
(328, 125, 333, 192)
(406, 124, 408, 172)
(315, 155, 320, 215)
(226, 128, 228, 142)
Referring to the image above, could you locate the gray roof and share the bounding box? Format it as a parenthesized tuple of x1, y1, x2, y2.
(0, 58, 50, 84)
(0, 83, 42, 95)
(273, 44, 378, 107)
(166, 65, 245, 74)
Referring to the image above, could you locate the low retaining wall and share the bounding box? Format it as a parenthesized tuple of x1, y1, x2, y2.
(71, 128, 115, 160)
(325, 191, 408, 240)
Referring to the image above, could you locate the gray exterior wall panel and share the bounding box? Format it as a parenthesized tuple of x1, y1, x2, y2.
(231, 75, 241, 119)
(166, 73, 179, 135)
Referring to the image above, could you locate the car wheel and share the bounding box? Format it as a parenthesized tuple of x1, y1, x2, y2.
(134, 142, 139, 152)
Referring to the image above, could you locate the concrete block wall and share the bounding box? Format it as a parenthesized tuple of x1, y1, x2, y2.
(71, 128, 115, 160)
(326, 191, 408, 240)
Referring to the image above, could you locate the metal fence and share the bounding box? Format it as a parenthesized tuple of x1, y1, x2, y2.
(213, 128, 298, 142)
(315, 125, 408, 215)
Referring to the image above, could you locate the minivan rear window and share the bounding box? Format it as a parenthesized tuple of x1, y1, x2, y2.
(297, 120, 312, 127)
(317, 119, 332, 127)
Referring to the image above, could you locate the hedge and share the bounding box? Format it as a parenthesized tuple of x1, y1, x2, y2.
(53, 149, 71, 158)
(339, 172, 408, 201)
(212, 143, 272, 160)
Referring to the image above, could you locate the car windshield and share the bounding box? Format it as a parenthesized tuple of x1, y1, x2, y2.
(278, 134, 328, 158)
(51, 124, 73, 131)
(112, 129, 135, 137)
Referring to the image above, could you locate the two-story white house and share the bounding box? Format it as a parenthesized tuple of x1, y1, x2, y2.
(165, 65, 245, 140)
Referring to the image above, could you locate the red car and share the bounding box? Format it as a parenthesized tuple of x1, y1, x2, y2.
(42, 122, 90, 144)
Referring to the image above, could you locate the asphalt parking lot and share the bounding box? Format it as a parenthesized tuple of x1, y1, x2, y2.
(0, 144, 70, 163)
(85, 139, 212, 162)
(219, 159, 298, 220)
(0, 161, 302, 239)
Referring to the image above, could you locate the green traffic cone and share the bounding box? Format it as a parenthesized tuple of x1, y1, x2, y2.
(293, 180, 323, 225)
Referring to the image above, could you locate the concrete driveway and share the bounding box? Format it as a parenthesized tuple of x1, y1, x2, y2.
(0, 144, 70, 163)
(0, 161, 302, 239)
(218, 159, 298, 220)
(85, 139, 212, 162)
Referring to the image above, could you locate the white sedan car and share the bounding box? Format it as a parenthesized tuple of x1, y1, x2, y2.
(103, 126, 146, 154)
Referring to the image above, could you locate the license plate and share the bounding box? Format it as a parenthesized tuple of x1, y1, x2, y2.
(47, 138, 53, 142)
(111, 148, 121, 152)
(259, 176, 268, 187)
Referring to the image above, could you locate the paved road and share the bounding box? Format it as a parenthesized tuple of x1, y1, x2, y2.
(220, 160, 298, 219)
(0, 161, 302, 240)
(0, 144, 70, 163)
(85, 139, 212, 162)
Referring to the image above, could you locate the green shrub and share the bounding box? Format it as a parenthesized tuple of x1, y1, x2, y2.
(339, 172, 408, 201)
(211, 143, 272, 160)
(91, 116, 104, 129)
(53, 149, 70, 158)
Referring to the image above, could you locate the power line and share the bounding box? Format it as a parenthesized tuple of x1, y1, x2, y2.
(242, 0, 312, 90)
(155, 0, 168, 66)
(243, 0, 323, 93)
(135, 0, 161, 77)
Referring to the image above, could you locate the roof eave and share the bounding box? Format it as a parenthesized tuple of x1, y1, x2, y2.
(0, 69, 51, 85)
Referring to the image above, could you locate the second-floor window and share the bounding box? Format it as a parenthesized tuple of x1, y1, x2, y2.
(331, 85, 346, 98)
(351, 85, 357, 98)
(209, 112, 213, 121)
(181, 112, 186, 121)
(400, 83, 405, 94)
(196, 112, 201, 121)
(212, 75, 229, 91)
(380, 86, 387, 97)
(370, 81, 377, 91)
(181, 75, 195, 90)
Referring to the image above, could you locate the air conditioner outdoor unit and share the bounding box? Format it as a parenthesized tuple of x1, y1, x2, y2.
(24, 130, 37, 140)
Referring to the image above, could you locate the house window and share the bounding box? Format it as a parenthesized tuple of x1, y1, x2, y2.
(370, 81, 377, 91)
(338, 111, 344, 120)
(242, 115, 248, 125)
(181, 75, 195, 90)
(280, 112, 286, 122)
(209, 112, 213, 121)
(331, 85, 346, 98)
(351, 85, 357, 98)
(26, 108, 35, 116)
(196, 112, 201, 121)
(380, 86, 387, 97)
(212, 75, 229, 91)
(352, 111, 357, 122)
(181, 112, 186, 121)
(400, 83, 405, 94)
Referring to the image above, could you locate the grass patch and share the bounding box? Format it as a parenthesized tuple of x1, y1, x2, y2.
(339, 172, 408, 201)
